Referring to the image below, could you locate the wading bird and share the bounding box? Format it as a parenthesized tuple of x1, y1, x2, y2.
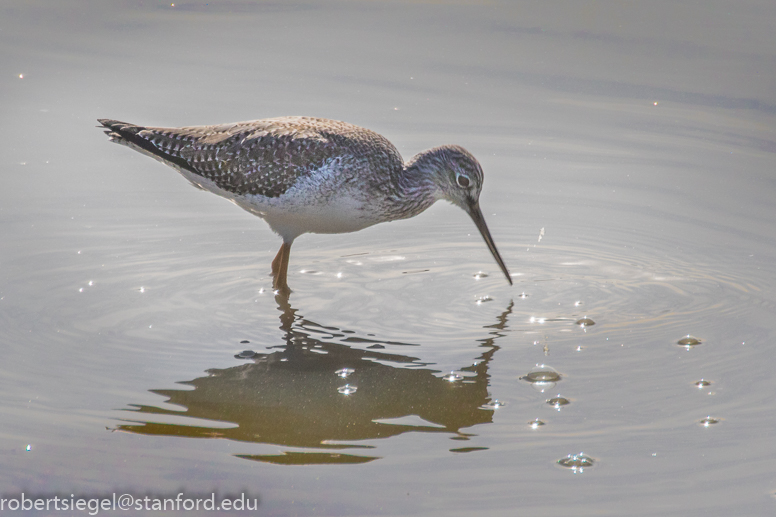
(99, 117, 511, 294)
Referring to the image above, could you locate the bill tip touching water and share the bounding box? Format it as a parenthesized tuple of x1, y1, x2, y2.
(98, 116, 512, 293)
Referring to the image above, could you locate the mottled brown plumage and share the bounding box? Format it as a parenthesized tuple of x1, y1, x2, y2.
(100, 117, 403, 199)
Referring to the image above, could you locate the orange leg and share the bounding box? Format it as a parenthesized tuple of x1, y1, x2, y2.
(271, 241, 292, 294)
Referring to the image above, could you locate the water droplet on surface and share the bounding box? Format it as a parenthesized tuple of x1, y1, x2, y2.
(236, 350, 256, 359)
(26, 444, 32, 452)
(338, 384, 357, 395)
(481, 400, 506, 410)
(335, 368, 355, 378)
(443, 372, 463, 382)
(521, 364, 561, 391)
(694, 379, 711, 388)
(522, 364, 562, 383)
(529, 419, 545, 429)
(576, 318, 595, 327)
(700, 416, 720, 426)
(557, 452, 595, 472)
(547, 396, 570, 409)
(678, 335, 702, 347)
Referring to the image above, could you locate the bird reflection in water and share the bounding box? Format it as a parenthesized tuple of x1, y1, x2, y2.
(116, 296, 513, 465)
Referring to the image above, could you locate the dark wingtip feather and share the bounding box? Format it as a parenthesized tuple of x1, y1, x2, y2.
(97, 119, 138, 132)
(97, 119, 143, 141)
(97, 118, 198, 176)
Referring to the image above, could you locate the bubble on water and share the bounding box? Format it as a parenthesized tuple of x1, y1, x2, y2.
(521, 364, 561, 383)
(443, 372, 463, 382)
(529, 419, 545, 429)
(557, 452, 595, 473)
(574, 301, 583, 306)
(678, 335, 702, 347)
(240, 340, 250, 344)
(700, 416, 720, 427)
(517, 292, 529, 298)
(480, 400, 506, 410)
(26, 444, 32, 452)
(476, 296, 493, 305)
(547, 396, 570, 409)
(576, 318, 595, 327)
(338, 384, 357, 395)
(694, 379, 711, 388)
(367, 344, 385, 349)
(473, 272, 488, 280)
(236, 350, 256, 359)
(335, 368, 355, 378)
(521, 364, 561, 391)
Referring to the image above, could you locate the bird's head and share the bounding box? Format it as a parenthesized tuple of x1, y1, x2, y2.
(407, 145, 512, 285)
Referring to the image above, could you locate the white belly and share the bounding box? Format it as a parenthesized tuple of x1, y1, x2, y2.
(176, 164, 382, 242)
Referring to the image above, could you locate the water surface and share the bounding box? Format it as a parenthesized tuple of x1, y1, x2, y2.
(2, 1, 776, 515)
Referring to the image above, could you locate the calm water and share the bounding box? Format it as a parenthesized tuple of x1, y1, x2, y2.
(3, 1, 776, 515)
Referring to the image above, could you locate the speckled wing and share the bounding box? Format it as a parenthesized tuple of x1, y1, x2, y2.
(98, 117, 405, 199)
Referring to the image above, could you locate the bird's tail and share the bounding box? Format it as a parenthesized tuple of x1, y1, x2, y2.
(97, 118, 196, 175)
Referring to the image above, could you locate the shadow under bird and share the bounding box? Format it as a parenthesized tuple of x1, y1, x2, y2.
(98, 116, 511, 294)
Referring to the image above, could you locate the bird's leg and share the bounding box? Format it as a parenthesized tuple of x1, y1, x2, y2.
(271, 243, 284, 277)
(271, 241, 293, 294)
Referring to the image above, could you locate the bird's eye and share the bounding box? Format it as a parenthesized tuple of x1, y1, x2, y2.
(456, 173, 471, 188)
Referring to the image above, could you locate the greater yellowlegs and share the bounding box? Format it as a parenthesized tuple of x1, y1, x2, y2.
(98, 116, 512, 293)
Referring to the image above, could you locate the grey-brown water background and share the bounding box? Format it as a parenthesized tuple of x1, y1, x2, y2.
(3, 1, 776, 515)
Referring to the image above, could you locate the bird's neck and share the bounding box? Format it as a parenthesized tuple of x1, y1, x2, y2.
(390, 149, 445, 219)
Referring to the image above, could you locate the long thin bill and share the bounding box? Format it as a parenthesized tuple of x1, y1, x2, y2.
(467, 201, 512, 285)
